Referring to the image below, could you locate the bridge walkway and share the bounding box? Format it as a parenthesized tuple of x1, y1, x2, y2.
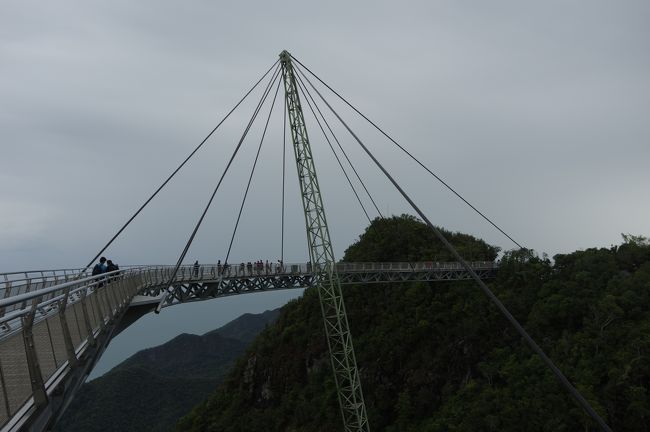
(0, 261, 496, 431)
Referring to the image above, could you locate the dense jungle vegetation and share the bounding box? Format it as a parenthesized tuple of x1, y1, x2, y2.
(178, 215, 650, 431)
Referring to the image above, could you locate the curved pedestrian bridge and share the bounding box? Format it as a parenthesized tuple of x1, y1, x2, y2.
(0, 261, 496, 431)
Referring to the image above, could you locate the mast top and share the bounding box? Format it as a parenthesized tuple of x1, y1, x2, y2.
(279, 50, 291, 63)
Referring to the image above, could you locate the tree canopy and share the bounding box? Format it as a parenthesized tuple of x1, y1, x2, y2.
(178, 215, 649, 431)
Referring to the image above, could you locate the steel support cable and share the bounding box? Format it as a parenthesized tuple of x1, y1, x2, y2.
(296, 69, 423, 275)
(156, 67, 282, 311)
(294, 70, 384, 220)
(281, 94, 287, 263)
(294, 76, 373, 223)
(225, 78, 283, 264)
(290, 56, 524, 250)
(170, 66, 280, 274)
(82, 59, 280, 273)
(308, 81, 614, 432)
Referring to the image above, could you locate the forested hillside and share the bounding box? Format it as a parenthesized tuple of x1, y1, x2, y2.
(178, 215, 650, 431)
(56, 309, 279, 432)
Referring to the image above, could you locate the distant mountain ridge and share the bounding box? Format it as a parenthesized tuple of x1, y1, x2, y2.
(56, 308, 280, 432)
(207, 309, 281, 344)
(116, 331, 246, 379)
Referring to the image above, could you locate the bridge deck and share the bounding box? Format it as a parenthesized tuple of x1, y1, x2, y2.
(0, 261, 496, 431)
(140, 262, 497, 308)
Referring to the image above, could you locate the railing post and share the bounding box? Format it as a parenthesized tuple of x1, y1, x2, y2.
(116, 276, 128, 306)
(20, 273, 31, 311)
(126, 274, 137, 296)
(58, 290, 79, 368)
(117, 276, 130, 307)
(97, 286, 113, 321)
(0, 355, 11, 420)
(104, 282, 122, 316)
(22, 297, 48, 408)
(0, 275, 10, 318)
(103, 284, 117, 319)
(91, 284, 106, 328)
(79, 290, 96, 346)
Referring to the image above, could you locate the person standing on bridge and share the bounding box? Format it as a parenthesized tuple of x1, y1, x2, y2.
(92, 257, 108, 288)
(193, 260, 199, 277)
(106, 259, 119, 273)
(106, 259, 119, 283)
(92, 257, 107, 276)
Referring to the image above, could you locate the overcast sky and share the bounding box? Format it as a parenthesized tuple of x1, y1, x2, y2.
(2, 1, 649, 374)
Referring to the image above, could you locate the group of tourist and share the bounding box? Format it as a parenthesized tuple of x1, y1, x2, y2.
(210, 259, 285, 276)
(92, 256, 119, 275)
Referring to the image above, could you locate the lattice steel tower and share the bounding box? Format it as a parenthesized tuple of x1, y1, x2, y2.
(280, 51, 370, 432)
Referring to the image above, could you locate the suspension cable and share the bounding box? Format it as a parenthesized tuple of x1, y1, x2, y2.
(83, 60, 280, 272)
(290, 56, 524, 250)
(159, 65, 282, 301)
(294, 75, 372, 223)
(305, 78, 613, 432)
(294, 70, 384, 219)
(297, 70, 420, 274)
(297, 65, 423, 274)
(225, 77, 282, 264)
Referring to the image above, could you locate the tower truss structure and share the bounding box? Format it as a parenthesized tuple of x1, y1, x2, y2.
(280, 50, 370, 432)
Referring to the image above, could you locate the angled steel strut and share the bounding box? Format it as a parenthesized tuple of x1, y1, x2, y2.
(280, 50, 370, 432)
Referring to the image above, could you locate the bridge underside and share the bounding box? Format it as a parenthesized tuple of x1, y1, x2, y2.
(144, 265, 497, 308)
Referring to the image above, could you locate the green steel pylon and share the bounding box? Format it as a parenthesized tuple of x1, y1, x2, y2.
(280, 50, 370, 432)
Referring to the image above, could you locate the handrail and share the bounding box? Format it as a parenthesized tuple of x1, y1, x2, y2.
(0, 261, 498, 309)
(0, 268, 88, 278)
(0, 269, 128, 310)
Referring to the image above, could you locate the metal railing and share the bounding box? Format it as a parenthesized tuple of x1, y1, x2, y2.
(0, 262, 498, 325)
(115, 261, 498, 286)
(0, 269, 92, 319)
(0, 269, 146, 431)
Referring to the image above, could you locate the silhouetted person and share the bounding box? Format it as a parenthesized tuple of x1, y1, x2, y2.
(92, 257, 107, 276)
(106, 260, 119, 273)
(193, 260, 199, 277)
(106, 259, 119, 283)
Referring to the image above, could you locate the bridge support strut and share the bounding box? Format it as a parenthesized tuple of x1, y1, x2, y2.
(280, 50, 370, 432)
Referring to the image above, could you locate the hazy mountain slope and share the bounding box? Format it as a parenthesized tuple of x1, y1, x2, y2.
(56, 309, 280, 432)
(208, 309, 281, 344)
(115, 331, 247, 380)
(57, 366, 218, 432)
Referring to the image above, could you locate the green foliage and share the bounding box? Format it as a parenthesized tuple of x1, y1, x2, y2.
(343, 214, 500, 263)
(178, 216, 650, 431)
